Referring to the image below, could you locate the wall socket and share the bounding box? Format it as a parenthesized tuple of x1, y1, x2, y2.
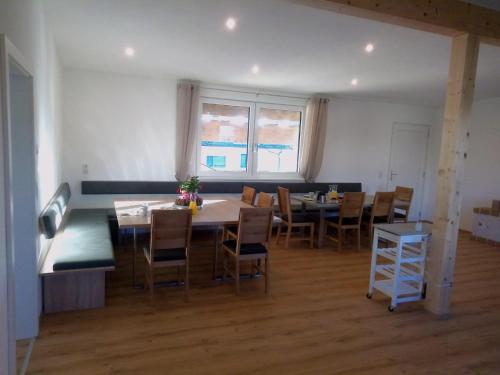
(82, 164, 89, 175)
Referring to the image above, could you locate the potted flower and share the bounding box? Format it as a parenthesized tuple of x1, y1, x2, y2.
(175, 176, 203, 207)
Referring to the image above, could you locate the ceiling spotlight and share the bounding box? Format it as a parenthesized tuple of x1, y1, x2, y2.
(365, 43, 375, 53)
(251, 65, 260, 74)
(350, 78, 358, 86)
(124, 47, 135, 57)
(225, 17, 237, 31)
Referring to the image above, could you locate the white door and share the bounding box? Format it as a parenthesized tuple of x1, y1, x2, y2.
(387, 122, 430, 220)
(1, 35, 37, 375)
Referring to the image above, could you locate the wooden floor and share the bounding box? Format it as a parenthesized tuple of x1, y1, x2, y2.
(26, 232, 500, 374)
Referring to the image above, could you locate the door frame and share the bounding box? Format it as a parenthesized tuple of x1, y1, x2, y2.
(0, 34, 35, 375)
(386, 122, 431, 220)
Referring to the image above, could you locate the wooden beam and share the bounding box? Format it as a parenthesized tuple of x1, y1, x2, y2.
(295, 0, 500, 45)
(425, 33, 479, 316)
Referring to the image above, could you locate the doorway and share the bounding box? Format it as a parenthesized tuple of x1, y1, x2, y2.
(387, 122, 430, 220)
(0, 36, 38, 374)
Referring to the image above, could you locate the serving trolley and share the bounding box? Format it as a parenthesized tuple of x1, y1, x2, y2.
(367, 223, 432, 311)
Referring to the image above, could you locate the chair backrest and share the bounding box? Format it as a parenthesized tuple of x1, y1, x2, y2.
(395, 186, 414, 203)
(340, 192, 365, 225)
(371, 192, 395, 219)
(236, 208, 273, 247)
(241, 186, 257, 205)
(150, 209, 192, 252)
(277, 186, 292, 220)
(256, 192, 275, 208)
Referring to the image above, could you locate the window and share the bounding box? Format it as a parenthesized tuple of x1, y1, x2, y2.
(199, 102, 250, 173)
(256, 107, 302, 173)
(197, 97, 305, 179)
(206, 155, 226, 169)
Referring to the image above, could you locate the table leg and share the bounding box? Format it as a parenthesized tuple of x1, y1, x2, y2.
(213, 225, 220, 279)
(132, 227, 137, 287)
(317, 208, 326, 248)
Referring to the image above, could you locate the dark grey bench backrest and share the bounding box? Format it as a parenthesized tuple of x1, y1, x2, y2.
(39, 183, 71, 239)
(81, 181, 362, 195)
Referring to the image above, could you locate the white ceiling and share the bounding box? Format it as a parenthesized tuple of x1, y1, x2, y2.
(43, 0, 500, 106)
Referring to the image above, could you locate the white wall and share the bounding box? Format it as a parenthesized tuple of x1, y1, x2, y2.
(0, 0, 63, 339)
(316, 97, 440, 220)
(62, 68, 177, 207)
(460, 97, 500, 230)
(62, 70, 442, 217)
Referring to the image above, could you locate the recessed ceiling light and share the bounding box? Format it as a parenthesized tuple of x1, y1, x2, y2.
(365, 43, 374, 53)
(225, 17, 237, 31)
(350, 78, 358, 86)
(124, 47, 135, 57)
(251, 65, 260, 74)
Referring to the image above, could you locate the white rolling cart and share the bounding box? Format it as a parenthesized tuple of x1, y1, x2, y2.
(367, 223, 432, 311)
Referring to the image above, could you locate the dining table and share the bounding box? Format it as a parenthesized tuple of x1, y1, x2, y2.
(292, 194, 410, 248)
(114, 196, 254, 286)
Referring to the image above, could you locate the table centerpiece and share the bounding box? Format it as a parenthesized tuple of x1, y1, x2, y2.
(175, 176, 203, 208)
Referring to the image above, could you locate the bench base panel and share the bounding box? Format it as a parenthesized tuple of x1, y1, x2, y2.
(43, 271, 106, 313)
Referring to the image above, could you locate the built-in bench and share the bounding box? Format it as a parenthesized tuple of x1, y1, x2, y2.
(39, 183, 115, 313)
(81, 180, 362, 195)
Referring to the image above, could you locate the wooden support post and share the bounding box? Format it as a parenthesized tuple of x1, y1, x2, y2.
(425, 33, 480, 316)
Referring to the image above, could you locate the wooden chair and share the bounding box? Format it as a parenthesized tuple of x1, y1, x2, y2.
(241, 186, 257, 205)
(143, 209, 192, 301)
(224, 186, 258, 240)
(363, 192, 395, 244)
(276, 187, 315, 249)
(324, 192, 365, 251)
(222, 207, 273, 295)
(256, 192, 275, 208)
(393, 186, 414, 222)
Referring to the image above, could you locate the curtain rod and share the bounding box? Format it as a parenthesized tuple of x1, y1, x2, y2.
(199, 86, 311, 101)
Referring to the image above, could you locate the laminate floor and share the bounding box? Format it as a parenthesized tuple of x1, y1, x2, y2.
(26, 232, 500, 374)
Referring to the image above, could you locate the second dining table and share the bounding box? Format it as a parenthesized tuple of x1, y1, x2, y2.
(114, 196, 254, 286)
(292, 194, 410, 248)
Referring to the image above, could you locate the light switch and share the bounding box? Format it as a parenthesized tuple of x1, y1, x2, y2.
(83, 164, 89, 175)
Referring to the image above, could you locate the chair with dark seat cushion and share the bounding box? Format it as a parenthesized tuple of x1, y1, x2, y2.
(393, 186, 414, 223)
(324, 192, 365, 251)
(222, 240, 267, 255)
(276, 187, 315, 249)
(222, 207, 273, 295)
(143, 209, 192, 301)
(362, 192, 395, 244)
(146, 248, 187, 262)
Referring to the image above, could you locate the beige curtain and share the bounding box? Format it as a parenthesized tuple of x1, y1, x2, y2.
(175, 82, 200, 181)
(299, 97, 329, 182)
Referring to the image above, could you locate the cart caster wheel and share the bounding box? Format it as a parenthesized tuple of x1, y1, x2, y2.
(366, 293, 372, 299)
(388, 306, 395, 312)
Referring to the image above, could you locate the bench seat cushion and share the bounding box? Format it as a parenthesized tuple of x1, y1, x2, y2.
(52, 209, 115, 271)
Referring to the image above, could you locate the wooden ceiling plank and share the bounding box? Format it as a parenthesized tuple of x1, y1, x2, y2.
(295, 0, 500, 45)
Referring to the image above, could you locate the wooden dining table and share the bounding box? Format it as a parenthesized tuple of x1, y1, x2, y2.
(292, 194, 410, 248)
(114, 196, 254, 286)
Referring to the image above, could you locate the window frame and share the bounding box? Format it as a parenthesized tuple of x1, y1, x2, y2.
(196, 94, 306, 181)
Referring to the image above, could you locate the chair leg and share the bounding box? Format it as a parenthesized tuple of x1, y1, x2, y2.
(337, 228, 342, 251)
(149, 266, 154, 302)
(185, 263, 189, 302)
(357, 228, 361, 251)
(222, 252, 228, 281)
(309, 224, 315, 249)
(264, 256, 270, 294)
(276, 224, 282, 244)
(285, 226, 291, 249)
(235, 259, 240, 295)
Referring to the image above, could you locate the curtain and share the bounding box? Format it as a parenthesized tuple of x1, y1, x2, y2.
(299, 97, 329, 182)
(175, 82, 200, 181)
